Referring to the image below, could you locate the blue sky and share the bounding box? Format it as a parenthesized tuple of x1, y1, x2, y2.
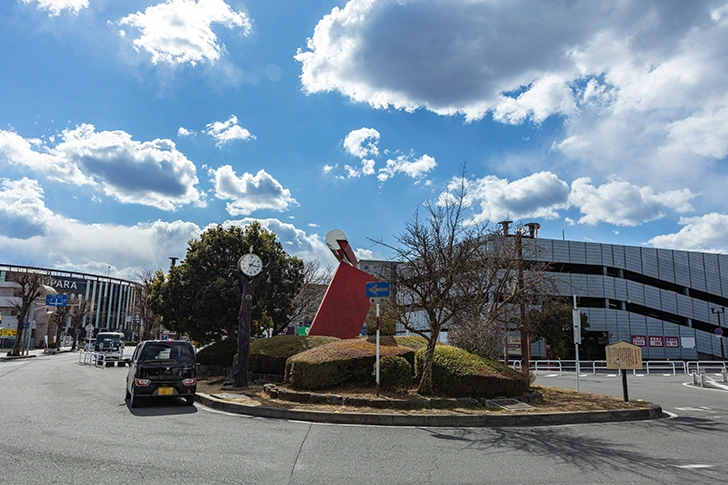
(2, 0, 728, 279)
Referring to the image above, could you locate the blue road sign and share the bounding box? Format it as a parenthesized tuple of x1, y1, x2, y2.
(365, 282, 390, 299)
(716, 327, 723, 336)
(45, 294, 69, 307)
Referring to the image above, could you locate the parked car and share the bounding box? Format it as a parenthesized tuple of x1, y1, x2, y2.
(125, 340, 197, 408)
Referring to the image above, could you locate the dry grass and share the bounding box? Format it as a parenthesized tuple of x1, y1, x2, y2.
(196, 378, 651, 415)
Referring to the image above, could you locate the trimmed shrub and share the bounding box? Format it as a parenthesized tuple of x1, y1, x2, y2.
(196, 339, 238, 367)
(378, 355, 413, 390)
(250, 335, 339, 375)
(414, 345, 527, 398)
(394, 335, 428, 350)
(285, 338, 417, 390)
(364, 318, 396, 336)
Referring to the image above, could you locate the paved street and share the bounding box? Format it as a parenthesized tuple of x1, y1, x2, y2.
(1, 352, 727, 484)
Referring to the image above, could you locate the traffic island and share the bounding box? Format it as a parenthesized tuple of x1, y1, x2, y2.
(194, 385, 665, 427)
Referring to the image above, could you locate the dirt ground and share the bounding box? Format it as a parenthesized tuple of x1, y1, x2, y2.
(196, 378, 653, 415)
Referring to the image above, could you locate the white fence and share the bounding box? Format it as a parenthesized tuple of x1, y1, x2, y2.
(520, 359, 726, 376)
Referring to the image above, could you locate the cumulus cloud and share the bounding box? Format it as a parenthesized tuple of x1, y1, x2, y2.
(209, 166, 298, 216)
(220, 217, 330, 263)
(178, 127, 196, 137)
(20, 0, 88, 16)
(648, 213, 728, 253)
(569, 177, 696, 226)
(118, 0, 252, 66)
(343, 128, 380, 158)
(377, 154, 436, 182)
(444, 172, 570, 223)
(0, 183, 202, 277)
(0, 178, 54, 239)
(204, 115, 255, 146)
(299, 0, 728, 193)
(0, 125, 204, 210)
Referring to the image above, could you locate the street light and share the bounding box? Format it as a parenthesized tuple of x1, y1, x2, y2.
(711, 307, 725, 360)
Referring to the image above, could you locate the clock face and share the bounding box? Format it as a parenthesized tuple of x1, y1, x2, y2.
(238, 253, 263, 276)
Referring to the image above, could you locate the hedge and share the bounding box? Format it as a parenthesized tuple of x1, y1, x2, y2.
(196, 339, 238, 367)
(285, 338, 417, 390)
(414, 345, 527, 398)
(249, 335, 339, 375)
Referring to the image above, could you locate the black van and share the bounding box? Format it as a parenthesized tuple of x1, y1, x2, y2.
(125, 340, 197, 407)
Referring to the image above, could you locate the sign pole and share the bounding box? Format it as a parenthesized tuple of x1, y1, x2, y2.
(621, 369, 629, 402)
(375, 302, 380, 396)
(573, 295, 581, 393)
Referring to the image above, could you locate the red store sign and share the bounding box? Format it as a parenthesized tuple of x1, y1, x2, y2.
(631, 335, 647, 347)
(649, 336, 664, 347)
(665, 336, 680, 348)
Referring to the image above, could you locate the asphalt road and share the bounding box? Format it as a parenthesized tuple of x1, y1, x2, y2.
(1, 352, 727, 484)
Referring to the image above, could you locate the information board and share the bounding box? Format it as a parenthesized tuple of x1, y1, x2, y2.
(606, 340, 643, 370)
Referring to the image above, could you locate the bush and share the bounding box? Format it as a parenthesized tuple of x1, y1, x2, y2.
(414, 345, 527, 398)
(250, 335, 339, 375)
(364, 318, 396, 336)
(196, 339, 238, 367)
(285, 338, 417, 390)
(394, 335, 428, 350)
(378, 356, 413, 390)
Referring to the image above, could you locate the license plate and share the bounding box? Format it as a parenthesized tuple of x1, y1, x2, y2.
(157, 387, 174, 396)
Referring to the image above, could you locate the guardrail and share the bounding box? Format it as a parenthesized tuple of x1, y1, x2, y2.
(78, 350, 107, 367)
(686, 361, 728, 374)
(532, 360, 563, 376)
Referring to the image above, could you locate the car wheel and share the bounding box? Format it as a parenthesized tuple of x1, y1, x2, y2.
(130, 388, 139, 408)
(185, 395, 195, 406)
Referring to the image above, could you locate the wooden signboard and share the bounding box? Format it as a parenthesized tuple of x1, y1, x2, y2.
(605, 340, 643, 370)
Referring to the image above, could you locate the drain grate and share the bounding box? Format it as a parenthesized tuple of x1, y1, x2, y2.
(485, 398, 534, 411)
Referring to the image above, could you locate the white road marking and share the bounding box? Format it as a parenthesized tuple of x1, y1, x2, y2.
(675, 464, 713, 469)
(674, 407, 716, 413)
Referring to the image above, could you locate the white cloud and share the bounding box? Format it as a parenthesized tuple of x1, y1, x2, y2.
(322, 164, 336, 174)
(178, 127, 196, 137)
(220, 217, 330, 263)
(343, 127, 380, 158)
(447, 172, 570, 223)
(299, 1, 728, 195)
(569, 177, 696, 226)
(209, 166, 298, 216)
(118, 0, 252, 66)
(648, 213, 728, 253)
(204, 115, 255, 146)
(377, 154, 436, 182)
(0, 177, 54, 239)
(0, 125, 204, 210)
(20, 0, 88, 16)
(354, 248, 373, 260)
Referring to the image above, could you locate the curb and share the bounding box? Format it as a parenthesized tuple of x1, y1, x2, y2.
(195, 393, 664, 427)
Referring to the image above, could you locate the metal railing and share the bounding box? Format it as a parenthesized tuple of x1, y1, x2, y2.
(686, 361, 728, 374)
(528, 359, 716, 375)
(78, 350, 106, 367)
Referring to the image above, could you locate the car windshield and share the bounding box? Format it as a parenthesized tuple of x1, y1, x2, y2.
(141, 343, 195, 365)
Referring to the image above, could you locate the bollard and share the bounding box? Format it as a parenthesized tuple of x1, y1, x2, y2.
(723, 368, 727, 383)
(692, 372, 699, 386)
(700, 371, 707, 387)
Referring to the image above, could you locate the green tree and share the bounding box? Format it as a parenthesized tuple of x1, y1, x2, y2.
(151, 223, 304, 345)
(530, 298, 589, 359)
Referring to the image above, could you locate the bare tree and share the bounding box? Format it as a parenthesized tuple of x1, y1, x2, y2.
(371, 171, 559, 393)
(272, 259, 332, 336)
(371, 175, 495, 394)
(68, 297, 91, 351)
(8, 271, 51, 356)
(51, 305, 71, 349)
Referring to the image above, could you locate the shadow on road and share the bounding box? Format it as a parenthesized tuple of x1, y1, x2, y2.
(422, 418, 726, 481)
(125, 397, 199, 417)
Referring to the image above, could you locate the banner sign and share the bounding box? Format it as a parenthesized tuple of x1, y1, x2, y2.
(665, 336, 680, 348)
(631, 335, 647, 347)
(648, 336, 664, 347)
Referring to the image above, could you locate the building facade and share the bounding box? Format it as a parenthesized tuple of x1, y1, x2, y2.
(360, 237, 728, 361)
(0, 264, 142, 348)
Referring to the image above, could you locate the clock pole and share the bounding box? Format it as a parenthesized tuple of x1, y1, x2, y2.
(231, 254, 273, 389)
